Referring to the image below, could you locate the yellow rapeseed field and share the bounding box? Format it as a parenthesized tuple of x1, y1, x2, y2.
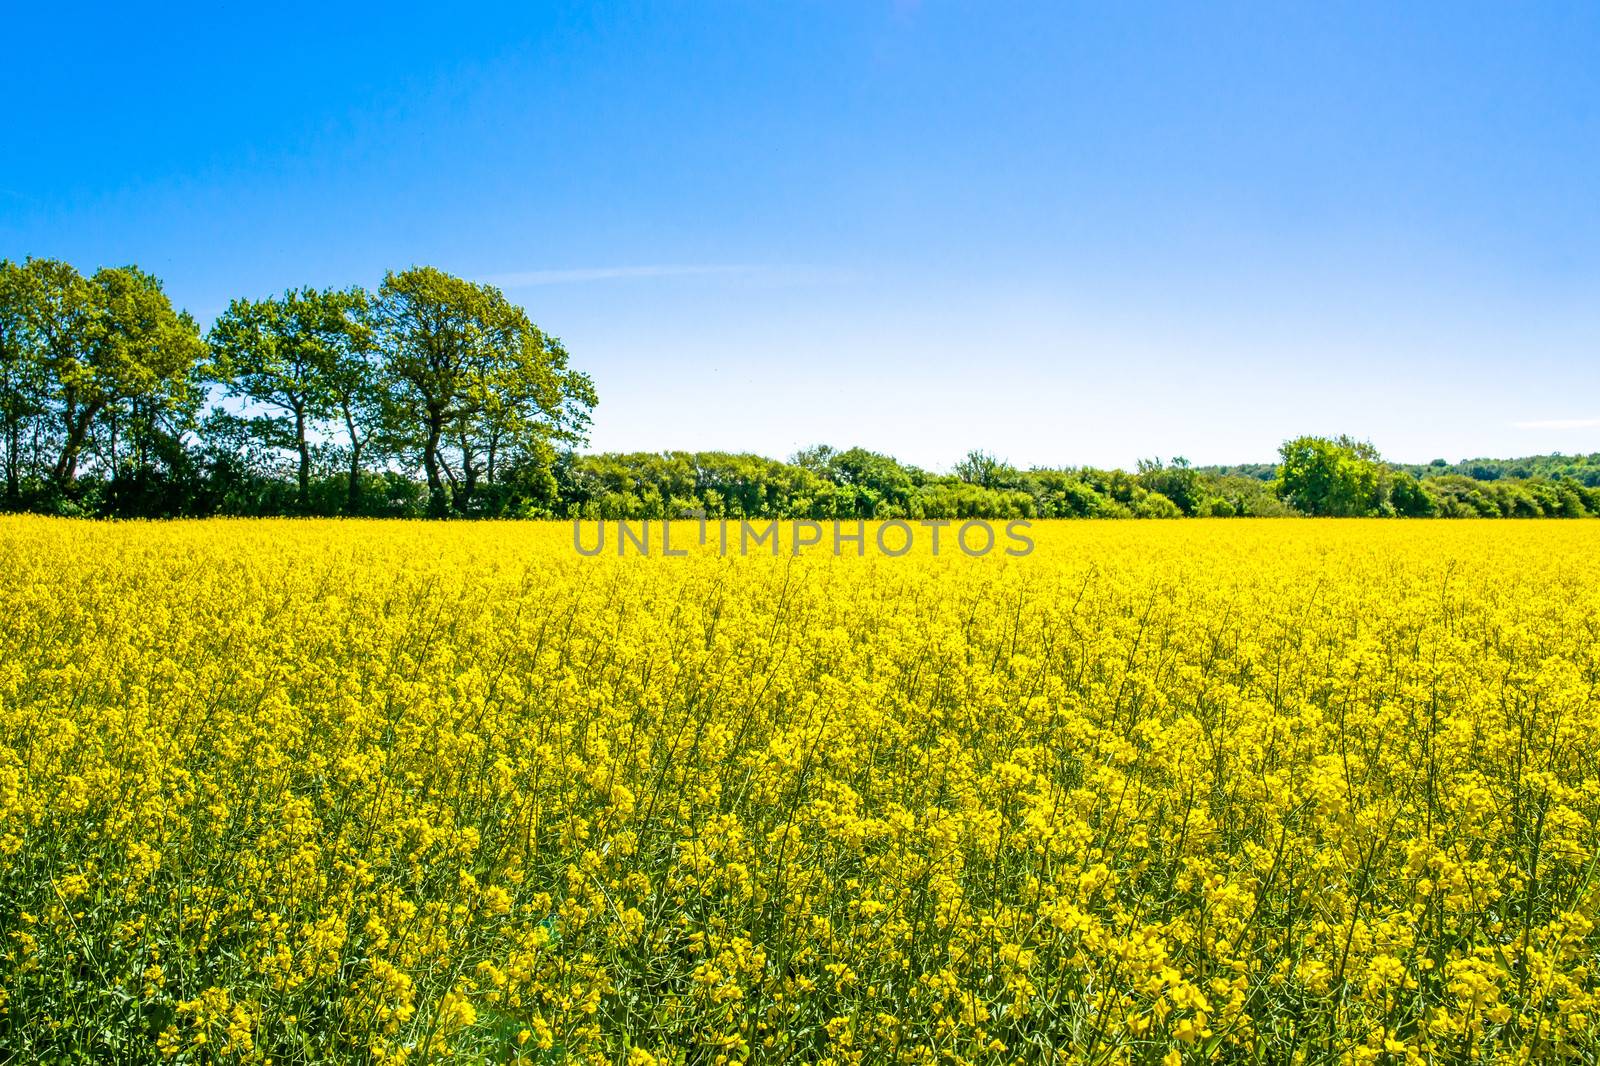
(2, 517, 1598, 1065)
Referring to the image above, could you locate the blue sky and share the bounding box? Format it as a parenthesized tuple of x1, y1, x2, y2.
(3, 2, 1598, 469)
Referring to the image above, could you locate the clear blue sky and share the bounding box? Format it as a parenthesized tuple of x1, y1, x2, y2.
(4, 2, 1598, 469)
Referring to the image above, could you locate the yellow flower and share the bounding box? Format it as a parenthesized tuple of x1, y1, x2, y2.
(2, 517, 1598, 1061)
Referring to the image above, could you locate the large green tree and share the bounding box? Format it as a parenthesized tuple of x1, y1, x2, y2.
(1275, 435, 1384, 516)
(0, 262, 47, 503)
(320, 303, 385, 512)
(373, 267, 595, 515)
(22, 260, 205, 488)
(209, 287, 372, 509)
(819, 447, 916, 518)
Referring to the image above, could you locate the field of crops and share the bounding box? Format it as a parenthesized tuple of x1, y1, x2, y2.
(1, 518, 1598, 1064)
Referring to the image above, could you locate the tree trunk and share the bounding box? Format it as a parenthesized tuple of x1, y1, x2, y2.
(52, 402, 99, 486)
(424, 414, 446, 516)
(135, 400, 147, 477)
(4, 420, 18, 504)
(343, 405, 363, 513)
(108, 408, 119, 483)
(295, 403, 310, 510)
(455, 429, 477, 514)
(438, 450, 463, 516)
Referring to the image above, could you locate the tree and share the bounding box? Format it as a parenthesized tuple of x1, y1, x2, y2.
(817, 447, 917, 517)
(374, 267, 595, 515)
(24, 260, 206, 489)
(955, 450, 1016, 489)
(471, 333, 592, 490)
(319, 298, 385, 512)
(1136, 456, 1202, 516)
(1385, 470, 1436, 517)
(209, 287, 371, 510)
(790, 444, 837, 473)
(22, 260, 94, 487)
(0, 261, 47, 504)
(1275, 435, 1383, 516)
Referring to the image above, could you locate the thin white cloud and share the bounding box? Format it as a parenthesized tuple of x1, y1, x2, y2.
(1511, 418, 1600, 430)
(484, 264, 863, 288)
(484, 265, 756, 287)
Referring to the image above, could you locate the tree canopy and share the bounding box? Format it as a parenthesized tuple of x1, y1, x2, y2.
(2, 256, 1597, 522)
(375, 267, 595, 515)
(209, 287, 371, 509)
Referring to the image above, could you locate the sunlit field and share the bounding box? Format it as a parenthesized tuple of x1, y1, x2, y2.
(2, 518, 1598, 1064)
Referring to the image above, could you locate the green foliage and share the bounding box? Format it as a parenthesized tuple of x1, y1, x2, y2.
(209, 287, 372, 509)
(2, 258, 206, 499)
(1136, 457, 1201, 515)
(374, 267, 596, 516)
(954, 449, 1017, 490)
(1385, 470, 1437, 517)
(1421, 473, 1597, 518)
(1401, 452, 1600, 487)
(2, 256, 1597, 523)
(0, 261, 49, 504)
(1276, 435, 1385, 516)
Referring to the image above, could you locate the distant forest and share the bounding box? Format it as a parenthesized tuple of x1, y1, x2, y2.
(2, 257, 1598, 520)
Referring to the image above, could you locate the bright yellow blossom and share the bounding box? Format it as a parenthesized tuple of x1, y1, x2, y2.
(0, 516, 1597, 1062)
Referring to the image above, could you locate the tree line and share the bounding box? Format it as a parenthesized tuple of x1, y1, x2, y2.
(1271, 436, 1600, 518)
(562, 441, 1600, 521)
(2, 257, 1596, 520)
(0, 259, 593, 518)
